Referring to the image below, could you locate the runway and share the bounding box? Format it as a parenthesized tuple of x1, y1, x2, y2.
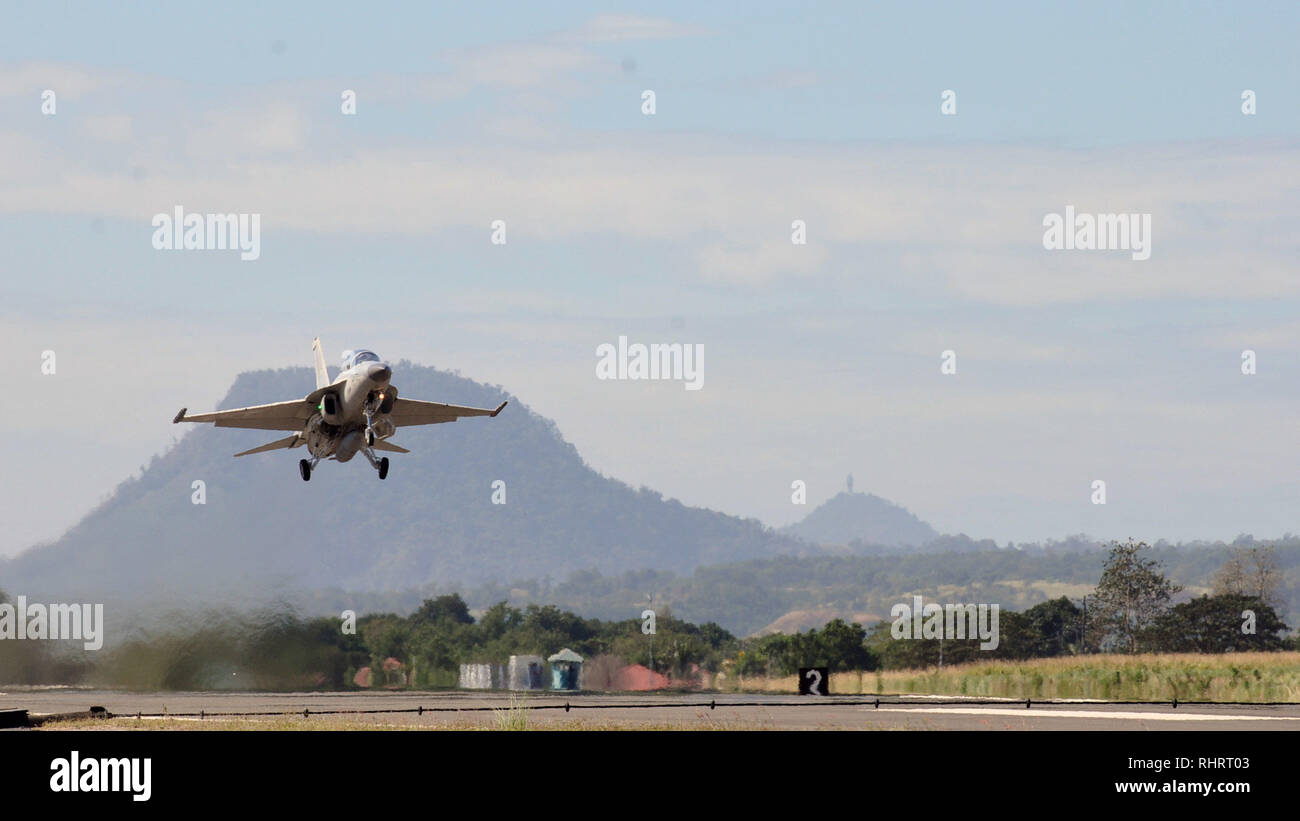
(6, 689, 1300, 730)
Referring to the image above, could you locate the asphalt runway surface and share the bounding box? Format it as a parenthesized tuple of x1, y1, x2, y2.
(6, 689, 1300, 730)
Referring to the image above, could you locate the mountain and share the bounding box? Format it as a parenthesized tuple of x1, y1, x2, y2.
(1, 364, 808, 602)
(783, 490, 938, 549)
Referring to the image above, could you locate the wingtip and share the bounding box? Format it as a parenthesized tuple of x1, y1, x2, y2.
(490, 401, 508, 418)
(172, 407, 187, 424)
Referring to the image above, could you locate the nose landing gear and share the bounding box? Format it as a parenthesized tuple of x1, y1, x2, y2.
(364, 400, 378, 447)
(378, 457, 389, 480)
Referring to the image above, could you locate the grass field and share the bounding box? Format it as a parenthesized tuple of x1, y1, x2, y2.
(718, 652, 1300, 701)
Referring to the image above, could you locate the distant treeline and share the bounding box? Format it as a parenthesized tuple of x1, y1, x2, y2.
(2, 541, 1293, 689)
(291, 535, 1300, 638)
(743, 540, 1294, 674)
(0, 591, 734, 690)
(741, 593, 1292, 676)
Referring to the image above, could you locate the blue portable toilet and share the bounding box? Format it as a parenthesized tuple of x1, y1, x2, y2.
(548, 648, 583, 691)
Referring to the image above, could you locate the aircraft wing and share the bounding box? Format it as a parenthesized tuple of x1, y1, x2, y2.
(388, 398, 507, 428)
(173, 400, 315, 431)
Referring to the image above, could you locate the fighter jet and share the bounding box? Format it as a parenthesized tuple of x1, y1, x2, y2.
(172, 338, 506, 481)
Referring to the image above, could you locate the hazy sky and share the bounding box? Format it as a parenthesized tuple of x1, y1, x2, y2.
(2, 2, 1299, 557)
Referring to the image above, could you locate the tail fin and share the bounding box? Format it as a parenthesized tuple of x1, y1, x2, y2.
(312, 337, 331, 389)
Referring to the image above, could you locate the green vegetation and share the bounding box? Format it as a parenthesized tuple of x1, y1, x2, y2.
(349, 535, 1298, 638)
(0, 591, 738, 690)
(3, 541, 1295, 692)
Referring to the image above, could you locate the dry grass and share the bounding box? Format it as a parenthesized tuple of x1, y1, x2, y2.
(717, 652, 1300, 702)
(492, 694, 531, 730)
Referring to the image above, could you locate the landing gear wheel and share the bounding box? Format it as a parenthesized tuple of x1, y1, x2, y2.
(378, 457, 389, 480)
(299, 459, 312, 482)
(366, 428, 375, 447)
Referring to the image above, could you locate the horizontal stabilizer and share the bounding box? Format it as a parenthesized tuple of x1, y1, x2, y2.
(372, 439, 410, 454)
(233, 434, 303, 457)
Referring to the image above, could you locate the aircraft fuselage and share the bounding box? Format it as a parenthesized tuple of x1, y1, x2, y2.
(307, 357, 395, 462)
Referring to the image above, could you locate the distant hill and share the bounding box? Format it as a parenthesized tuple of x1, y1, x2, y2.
(750, 608, 886, 637)
(1, 364, 809, 602)
(783, 490, 939, 548)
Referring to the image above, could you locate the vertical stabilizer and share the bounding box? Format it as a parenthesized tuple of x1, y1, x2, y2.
(312, 337, 331, 389)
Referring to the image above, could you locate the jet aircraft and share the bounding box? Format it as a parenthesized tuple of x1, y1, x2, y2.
(173, 338, 506, 481)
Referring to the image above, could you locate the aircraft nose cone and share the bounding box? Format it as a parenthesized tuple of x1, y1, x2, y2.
(371, 364, 391, 384)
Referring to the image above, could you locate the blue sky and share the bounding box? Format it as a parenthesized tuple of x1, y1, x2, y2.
(1, 2, 1299, 556)
(4, 1, 1297, 142)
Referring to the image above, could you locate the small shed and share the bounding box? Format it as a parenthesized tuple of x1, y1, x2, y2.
(508, 655, 546, 690)
(547, 648, 584, 691)
(459, 663, 493, 690)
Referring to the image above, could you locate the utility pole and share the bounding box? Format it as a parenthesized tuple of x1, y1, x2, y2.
(1079, 594, 1089, 655)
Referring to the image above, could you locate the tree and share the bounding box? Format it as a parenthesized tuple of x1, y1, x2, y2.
(1212, 546, 1282, 609)
(476, 601, 523, 641)
(360, 614, 410, 661)
(1020, 597, 1083, 657)
(992, 598, 1082, 659)
(696, 621, 735, 650)
(1090, 539, 1181, 653)
(1148, 594, 1289, 653)
(815, 619, 876, 671)
(411, 594, 474, 627)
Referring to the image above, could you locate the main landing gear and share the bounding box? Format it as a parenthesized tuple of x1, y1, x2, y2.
(299, 456, 320, 482)
(361, 447, 390, 480)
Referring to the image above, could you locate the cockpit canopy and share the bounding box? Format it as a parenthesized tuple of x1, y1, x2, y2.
(340, 349, 382, 370)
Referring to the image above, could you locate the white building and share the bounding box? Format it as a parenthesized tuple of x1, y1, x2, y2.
(507, 655, 545, 690)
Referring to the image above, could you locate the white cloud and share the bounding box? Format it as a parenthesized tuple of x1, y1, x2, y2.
(1, 131, 1293, 305)
(442, 43, 605, 89)
(0, 61, 132, 99)
(185, 106, 305, 157)
(565, 14, 709, 42)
